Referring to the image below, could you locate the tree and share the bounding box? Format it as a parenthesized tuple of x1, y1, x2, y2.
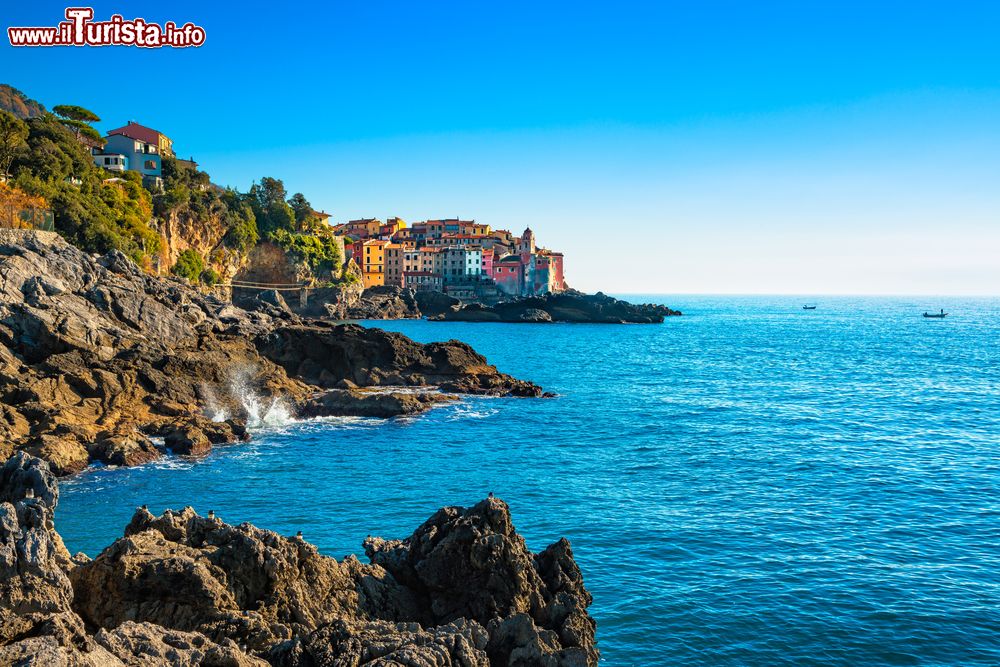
(0, 109, 28, 177)
(52, 105, 101, 123)
(249, 177, 295, 235)
(288, 192, 315, 227)
(52, 104, 103, 147)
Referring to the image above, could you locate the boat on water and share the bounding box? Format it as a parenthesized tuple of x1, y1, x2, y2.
(802, 305, 817, 310)
(923, 309, 947, 319)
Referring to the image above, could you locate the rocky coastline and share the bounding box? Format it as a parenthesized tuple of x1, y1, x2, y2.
(237, 283, 680, 324)
(0, 231, 544, 476)
(430, 291, 682, 324)
(0, 452, 599, 665)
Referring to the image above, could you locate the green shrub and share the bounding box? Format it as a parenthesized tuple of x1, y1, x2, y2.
(171, 249, 204, 283)
(200, 267, 220, 286)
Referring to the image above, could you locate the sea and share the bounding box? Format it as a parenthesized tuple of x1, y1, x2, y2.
(56, 296, 1000, 666)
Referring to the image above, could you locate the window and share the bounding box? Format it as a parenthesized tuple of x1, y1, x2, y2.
(104, 157, 111, 165)
(144, 159, 156, 170)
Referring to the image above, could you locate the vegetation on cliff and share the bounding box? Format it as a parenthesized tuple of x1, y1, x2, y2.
(7, 111, 161, 266)
(1, 83, 354, 288)
(0, 83, 46, 119)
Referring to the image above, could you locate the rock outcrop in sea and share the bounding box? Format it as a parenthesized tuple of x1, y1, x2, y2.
(0, 231, 543, 475)
(433, 291, 681, 323)
(0, 452, 598, 665)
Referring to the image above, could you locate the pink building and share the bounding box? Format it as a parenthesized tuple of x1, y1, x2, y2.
(493, 255, 524, 296)
(481, 249, 494, 280)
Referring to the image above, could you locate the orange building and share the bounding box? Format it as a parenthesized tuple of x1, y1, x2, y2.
(357, 239, 389, 287)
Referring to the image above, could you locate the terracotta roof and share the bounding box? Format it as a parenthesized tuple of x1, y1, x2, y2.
(106, 121, 165, 145)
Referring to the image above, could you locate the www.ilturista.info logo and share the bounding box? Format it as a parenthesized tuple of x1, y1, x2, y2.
(7, 7, 205, 48)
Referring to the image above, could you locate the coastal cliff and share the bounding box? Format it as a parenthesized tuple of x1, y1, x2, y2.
(0, 231, 542, 475)
(0, 452, 598, 665)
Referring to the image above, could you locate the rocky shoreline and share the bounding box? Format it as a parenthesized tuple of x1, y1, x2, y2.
(430, 291, 682, 324)
(238, 284, 681, 324)
(0, 231, 544, 475)
(0, 452, 598, 665)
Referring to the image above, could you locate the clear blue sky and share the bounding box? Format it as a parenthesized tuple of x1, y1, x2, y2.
(4, 1, 1000, 293)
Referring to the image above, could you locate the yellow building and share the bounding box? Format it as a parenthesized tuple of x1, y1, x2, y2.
(361, 239, 388, 288)
(459, 221, 492, 237)
(346, 218, 383, 240)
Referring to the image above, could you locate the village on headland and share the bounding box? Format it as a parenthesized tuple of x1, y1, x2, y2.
(0, 84, 676, 322)
(92, 119, 569, 301)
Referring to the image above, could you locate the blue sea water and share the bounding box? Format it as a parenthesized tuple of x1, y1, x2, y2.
(56, 296, 1000, 666)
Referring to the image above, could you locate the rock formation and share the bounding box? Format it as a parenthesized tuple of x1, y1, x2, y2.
(434, 291, 681, 323)
(0, 231, 542, 474)
(0, 453, 598, 666)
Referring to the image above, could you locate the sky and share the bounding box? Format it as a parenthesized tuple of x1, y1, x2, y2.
(3, 1, 1000, 294)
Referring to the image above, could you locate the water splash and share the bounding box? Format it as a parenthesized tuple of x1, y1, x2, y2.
(203, 366, 297, 429)
(202, 385, 229, 422)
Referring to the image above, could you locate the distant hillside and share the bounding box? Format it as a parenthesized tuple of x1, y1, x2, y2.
(0, 84, 46, 119)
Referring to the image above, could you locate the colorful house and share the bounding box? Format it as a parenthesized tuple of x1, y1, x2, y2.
(493, 255, 525, 296)
(107, 120, 174, 157)
(102, 121, 172, 188)
(92, 152, 129, 172)
(344, 218, 382, 240)
(481, 249, 494, 280)
(442, 246, 483, 284)
(357, 239, 389, 288)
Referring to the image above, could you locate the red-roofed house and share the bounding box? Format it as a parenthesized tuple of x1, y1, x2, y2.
(106, 121, 174, 157)
(101, 121, 174, 188)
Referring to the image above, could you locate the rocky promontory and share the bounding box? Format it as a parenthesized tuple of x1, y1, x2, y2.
(0, 452, 598, 665)
(0, 231, 543, 475)
(236, 282, 679, 324)
(432, 291, 681, 324)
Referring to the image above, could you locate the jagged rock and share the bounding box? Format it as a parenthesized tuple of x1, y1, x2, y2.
(163, 425, 212, 457)
(257, 289, 294, 316)
(256, 323, 543, 397)
(299, 388, 456, 418)
(515, 308, 553, 323)
(269, 618, 491, 666)
(96, 621, 267, 666)
(0, 232, 544, 473)
(343, 286, 422, 320)
(2, 452, 597, 666)
(91, 429, 162, 467)
(365, 498, 599, 666)
(414, 290, 462, 318)
(26, 435, 90, 476)
(0, 453, 75, 644)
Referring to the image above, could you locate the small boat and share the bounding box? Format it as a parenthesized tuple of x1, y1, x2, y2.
(923, 309, 947, 319)
(802, 305, 817, 310)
